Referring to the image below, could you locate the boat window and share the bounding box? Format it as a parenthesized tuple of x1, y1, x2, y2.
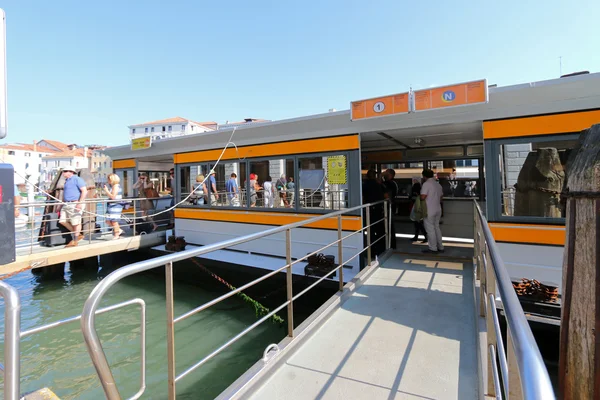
(299, 154, 348, 211)
(467, 144, 484, 156)
(249, 158, 295, 208)
(137, 171, 170, 194)
(499, 138, 578, 218)
(379, 162, 424, 197)
(208, 161, 246, 207)
(405, 146, 464, 159)
(429, 159, 482, 199)
(178, 164, 210, 207)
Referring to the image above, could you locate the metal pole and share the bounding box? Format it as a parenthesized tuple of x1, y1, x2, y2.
(165, 261, 176, 400)
(507, 330, 524, 399)
(366, 206, 372, 266)
(384, 200, 389, 250)
(0, 8, 8, 139)
(484, 246, 497, 398)
(0, 281, 21, 400)
(88, 199, 92, 244)
(286, 229, 294, 337)
(337, 215, 343, 291)
(133, 200, 137, 236)
(29, 207, 34, 255)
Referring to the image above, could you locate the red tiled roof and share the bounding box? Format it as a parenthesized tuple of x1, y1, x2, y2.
(130, 117, 217, 129)
(0, 143, 59, 153)
(190, 120, 217, 127)
(38, 139, 70, 151)
(43, 148, 88, 158)
(130, 117, 188, 127)
(225, 118, 269, 125)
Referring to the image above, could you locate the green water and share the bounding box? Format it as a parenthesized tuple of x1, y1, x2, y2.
(0, 256, 293, 399)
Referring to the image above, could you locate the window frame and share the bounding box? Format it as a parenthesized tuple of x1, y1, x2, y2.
(484, 132, 579, 224)
(176, 149, 360, 215)
(177, 161, 248, 210)
(296, 152, 356, 213)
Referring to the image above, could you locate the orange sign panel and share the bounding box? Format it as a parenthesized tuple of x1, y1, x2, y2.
(413, 79, 487, 111)
(351, 92, 409, 120)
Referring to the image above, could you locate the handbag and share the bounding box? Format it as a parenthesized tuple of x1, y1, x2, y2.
(144, 186, 160, 199)
(409, 203, 418, 221)
(413, 197, 428, 221)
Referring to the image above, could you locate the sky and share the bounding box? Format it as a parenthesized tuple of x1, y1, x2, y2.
(1, 0, 599, 146)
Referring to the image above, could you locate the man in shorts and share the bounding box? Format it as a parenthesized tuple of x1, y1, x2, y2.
(56, 166, 88, 247)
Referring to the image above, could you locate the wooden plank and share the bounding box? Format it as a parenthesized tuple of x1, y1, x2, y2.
(0, 232, 166, 276)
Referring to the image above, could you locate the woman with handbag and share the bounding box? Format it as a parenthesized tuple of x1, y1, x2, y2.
(409, 180, 427, 243)
(103, 173, 124, 239)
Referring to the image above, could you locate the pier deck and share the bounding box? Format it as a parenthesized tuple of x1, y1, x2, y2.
(247, 254, 479, 399)
(1, 231, 166, 275)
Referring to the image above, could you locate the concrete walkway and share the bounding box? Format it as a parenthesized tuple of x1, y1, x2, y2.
(248, 254, 479, 400)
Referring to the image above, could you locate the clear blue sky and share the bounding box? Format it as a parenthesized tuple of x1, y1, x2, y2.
(2, 0, 599, 146)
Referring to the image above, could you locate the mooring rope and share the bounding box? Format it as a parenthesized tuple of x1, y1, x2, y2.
(189, 258, 284, 325)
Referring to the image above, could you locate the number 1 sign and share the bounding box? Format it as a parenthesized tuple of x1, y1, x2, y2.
(351, 92, 409, 121)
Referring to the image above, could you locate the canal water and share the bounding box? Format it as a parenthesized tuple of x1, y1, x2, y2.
(0, 253, 323, 399)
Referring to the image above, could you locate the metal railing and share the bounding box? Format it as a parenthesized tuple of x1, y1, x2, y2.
(180, 188, 349, 211)
(473, 201, 555, 399)
(14, 196, 173, 256)
(80, 200, 390, 399)
(0, 278, 147, 400)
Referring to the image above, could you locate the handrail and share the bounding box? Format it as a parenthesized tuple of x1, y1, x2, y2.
(474, 201, 555, 399)
(0, 281, 20, 400)
(0, 286, 147, 400)
(16, 195, 171, 208)
(81, 200, 389, 399)
(14, 194, 172, 256)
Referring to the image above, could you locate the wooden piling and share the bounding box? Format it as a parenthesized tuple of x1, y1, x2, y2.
(559, 124, 600, 399)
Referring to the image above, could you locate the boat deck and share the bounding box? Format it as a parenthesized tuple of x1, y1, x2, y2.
(1, 231, 166, 275)
(247, 254, 479, 400)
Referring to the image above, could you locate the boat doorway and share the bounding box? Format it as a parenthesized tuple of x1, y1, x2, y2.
(360, 122, 484, 259)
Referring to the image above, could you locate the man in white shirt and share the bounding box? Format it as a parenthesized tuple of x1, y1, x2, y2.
(420, 169, 444, 253)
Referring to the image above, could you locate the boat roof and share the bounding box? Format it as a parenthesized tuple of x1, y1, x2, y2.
(106, 72, 600, 161)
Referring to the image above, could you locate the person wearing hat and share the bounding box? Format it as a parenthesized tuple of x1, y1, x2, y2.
(208, 169, 219, 205)
(56, 166, 87, 247)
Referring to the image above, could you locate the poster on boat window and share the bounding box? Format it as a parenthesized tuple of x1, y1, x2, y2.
(327, 156, 347, 184)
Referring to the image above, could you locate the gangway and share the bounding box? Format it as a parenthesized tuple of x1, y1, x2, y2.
(240, 254, 479, 399)
(0, 201, 555, 399)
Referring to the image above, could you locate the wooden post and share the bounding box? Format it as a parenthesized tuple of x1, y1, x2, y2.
(560, 124, 600, 400)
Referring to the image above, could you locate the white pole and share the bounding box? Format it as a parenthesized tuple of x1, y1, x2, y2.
(0, 9, 7, 139)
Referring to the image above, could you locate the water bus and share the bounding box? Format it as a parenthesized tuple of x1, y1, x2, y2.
(107, 71, 600, 301)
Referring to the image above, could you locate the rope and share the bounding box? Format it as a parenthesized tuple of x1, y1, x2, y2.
(189, 258, 284, 325)
(0, 261, 45, 280)
(563, 189, 600, 199)
(3, 127, 243, 220)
